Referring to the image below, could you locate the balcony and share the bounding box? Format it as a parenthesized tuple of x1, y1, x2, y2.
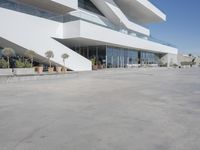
(62, 20, 178, 55)
(63, 10, 149, 38)
(62, 10, 175, 48)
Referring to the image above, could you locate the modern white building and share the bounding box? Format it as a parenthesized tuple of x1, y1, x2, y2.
(0, 0, 178, 71)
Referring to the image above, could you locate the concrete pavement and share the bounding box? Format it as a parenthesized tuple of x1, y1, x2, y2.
(0, 68, 200, 150)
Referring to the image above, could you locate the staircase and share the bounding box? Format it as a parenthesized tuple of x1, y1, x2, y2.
(0, 7, 91, 71)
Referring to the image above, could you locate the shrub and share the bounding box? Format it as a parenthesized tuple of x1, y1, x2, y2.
(0, 58, 8, 68)
(91, 57, 97, 65)
(24, 61, 32, 68)
(16, 59, 25, 68)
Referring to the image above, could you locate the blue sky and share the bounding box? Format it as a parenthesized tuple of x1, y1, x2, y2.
(149, 0, 200, 55)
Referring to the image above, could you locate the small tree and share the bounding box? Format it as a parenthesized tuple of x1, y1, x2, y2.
(45, 50, 54, 68)
(91, 56, 97, 65)
(1, 48, 15, 68)
(61, 53, 69, 68)
(24, 50, 35, 67)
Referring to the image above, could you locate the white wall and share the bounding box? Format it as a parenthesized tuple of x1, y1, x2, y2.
(63, 20, 178, 55)
(161, 54, 178, 67)
(0, 8, 91, 71)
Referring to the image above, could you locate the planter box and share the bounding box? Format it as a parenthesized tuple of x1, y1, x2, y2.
(92, 65, 98, 70)
(0, 69, 13, 76)
(13, 68, 35, 75)
(48, 67, 54, 73)
(62, 67, 67, 73)
(98, 65, 104, 69)
(56, 67, 62, 73)
(35, 67, 44, 74)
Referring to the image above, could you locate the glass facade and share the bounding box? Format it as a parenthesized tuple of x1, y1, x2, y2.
(72, 45, 161, 68)
(73, 46, 106, 67)
(78, 0, 104, 16)
(106, 47, 138, 68)
(0, 0, 64, 22)
(141, 51, 160, 65)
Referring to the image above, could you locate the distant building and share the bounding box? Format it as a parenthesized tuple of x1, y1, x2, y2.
(178, 54, 200, 67)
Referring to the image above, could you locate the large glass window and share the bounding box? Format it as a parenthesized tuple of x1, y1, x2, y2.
(0, 0, 63, 22)
(141, 51, 160, 65)
(71, 46, 106, 67)
(78, 0, 104, 16)
(106, 46, 138, 68)
(70, 45, 160, 69)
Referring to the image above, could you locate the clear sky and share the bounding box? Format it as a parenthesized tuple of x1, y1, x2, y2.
(148, 0, 200, 55)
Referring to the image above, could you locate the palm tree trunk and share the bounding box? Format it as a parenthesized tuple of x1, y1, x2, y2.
(63, 60, 65, 68)
(31, 58, 33, 68)
(63, 59, 66, 72)
(7, 56, 10, 68)
(48, 58, 51, 68)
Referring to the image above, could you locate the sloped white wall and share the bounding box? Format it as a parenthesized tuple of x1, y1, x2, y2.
(0, 8, 91, 71)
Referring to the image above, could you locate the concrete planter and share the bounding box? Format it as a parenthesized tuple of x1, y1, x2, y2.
(92, 65, 98, 70)
(98, 65, 104, 69)
(62, 67, 67, 73)
(48, 67, 54, 73)
(13, 68, 35, 75)
(0, 69, 13, 76)
(56, 67, 62, 73)
(35, 67, 43, 74)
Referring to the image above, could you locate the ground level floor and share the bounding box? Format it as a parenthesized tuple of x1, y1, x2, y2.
(0, 68, 200, 150)
(71, 45, 167, 68)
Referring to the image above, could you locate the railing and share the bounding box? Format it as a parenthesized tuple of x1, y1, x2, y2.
(148, 36, 177, 48)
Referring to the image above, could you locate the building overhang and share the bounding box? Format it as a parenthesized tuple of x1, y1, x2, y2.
(61, 20, 178, 55)
(114, 0, 166, 24)
(18, 0, 78, 14)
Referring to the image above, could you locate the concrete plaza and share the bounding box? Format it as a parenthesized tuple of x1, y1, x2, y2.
(0, 68, 200, 150)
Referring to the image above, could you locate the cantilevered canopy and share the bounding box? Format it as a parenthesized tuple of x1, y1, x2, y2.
(114, 0, 166, 24)
(18, 0, 78, 14)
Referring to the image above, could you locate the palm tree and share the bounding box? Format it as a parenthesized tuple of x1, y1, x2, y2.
(61, 53, 69, 68)
(45, 50, 54, 68)
(24, 50, 35, 67)
(1, 48, 15, 68)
